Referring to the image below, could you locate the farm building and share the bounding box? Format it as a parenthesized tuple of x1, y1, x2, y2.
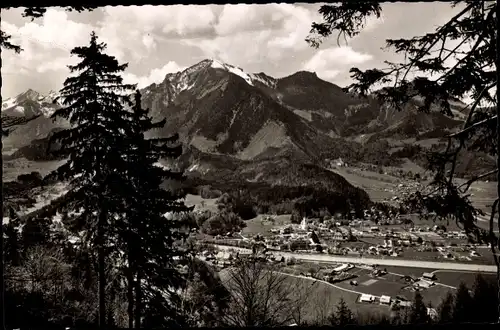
(359, 294, 375, 303)
(414, 280, 432, 289)
(380, 295, 391, 305)
(422, 272, 437, 281)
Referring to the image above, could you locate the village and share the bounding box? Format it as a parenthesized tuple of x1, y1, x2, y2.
(202, 212, 489, 265)
(195, 209, 496, 321)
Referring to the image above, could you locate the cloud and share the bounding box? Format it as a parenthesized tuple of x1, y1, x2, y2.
(215, 4, 275, 36)
(36, 56, 80, 73)
(184, 4, 322, 65)
(122, 61, 186, 89)
(303, 46, 373, 81)
(99, 5, 216, 37)
(1, 9, 94, 77)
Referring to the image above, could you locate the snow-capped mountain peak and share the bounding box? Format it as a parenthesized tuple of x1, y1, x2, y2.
(2, 89, 60, 118)
(208, 58, 254, 86)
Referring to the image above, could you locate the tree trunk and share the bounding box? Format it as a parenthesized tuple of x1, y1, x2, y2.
(98, 210, 107, 328)
(135, 270, 142, 328)
(127, 253, 134, 329)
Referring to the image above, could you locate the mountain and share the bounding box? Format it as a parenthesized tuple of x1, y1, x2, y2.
(2, 89, 67, 150)
(2, 89, 59, 118)
(139, 59, 345, 162)
(5, 59, 480, 179)
(138, 59, 393, 165)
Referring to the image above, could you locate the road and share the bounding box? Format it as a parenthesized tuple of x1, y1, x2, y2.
(213, 245, 498, 273)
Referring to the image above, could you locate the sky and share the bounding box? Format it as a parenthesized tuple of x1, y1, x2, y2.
(1, 3, 463, 99)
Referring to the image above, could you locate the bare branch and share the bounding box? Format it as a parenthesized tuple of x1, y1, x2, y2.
(449, 115, 498, 139)
(458, 169, 499, 193)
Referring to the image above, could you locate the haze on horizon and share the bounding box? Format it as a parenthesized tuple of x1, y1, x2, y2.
(2, 3, 461, 99)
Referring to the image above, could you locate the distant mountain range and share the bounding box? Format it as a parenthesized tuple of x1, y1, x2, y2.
(2, 59, 495, 181)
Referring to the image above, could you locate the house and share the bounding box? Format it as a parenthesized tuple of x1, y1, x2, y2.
(414, 280, 432, 289)
(334, 158, 347, 167)
(280, 226, 293, 235)
(380, 295, 391, 305)
(332, 264, 351, 274)
(359, 294, 375, 303)
(427, 308, 438, 321)
(332, 232, 345, 241)
(422, 272, 436, 281)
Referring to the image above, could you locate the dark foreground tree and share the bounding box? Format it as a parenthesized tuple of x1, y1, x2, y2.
(44, 31, 136, 327)
(437, 291, 454, 323)
(471, 274, 499, 322)
(452, 282, 474, 323)
(410, 292, 429, 324)
(307, 0, 499, 316)
(117, 90, 194, 327)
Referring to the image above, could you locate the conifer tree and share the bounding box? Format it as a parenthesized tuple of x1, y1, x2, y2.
(452, 282, 474, 323)
(45, 31, 136, 327)
(116, 90, 193, 328)
(410, 292, 429, 324)
(437, 291, 454, 324)
(330, 297, 356, 326)
(471, 274, 498, 322)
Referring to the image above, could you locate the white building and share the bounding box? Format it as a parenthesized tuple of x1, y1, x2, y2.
(359, 294, 375, 303)
(380, 295, 391, 305)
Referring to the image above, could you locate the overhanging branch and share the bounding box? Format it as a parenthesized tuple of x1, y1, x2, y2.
(458, 169, 499, 193)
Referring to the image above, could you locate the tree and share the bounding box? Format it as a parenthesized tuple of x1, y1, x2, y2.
(310, 288, 334, 326)
(117, 90, 194, 328)
(452, 282, 474, 323)
(222, 259, 302, 327)
(410, 292, 429, 324)
(2, 214, 22, 266)
(437, 291, 454, 323)
(43, 31, 136, 328)
(330, 297, 356, 326)
(307, 0, 499, 313)
(177, 258, 231, 327)
(471, 274, 498, 322)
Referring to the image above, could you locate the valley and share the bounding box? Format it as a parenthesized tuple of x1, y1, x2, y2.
(2, 59, 498, 327)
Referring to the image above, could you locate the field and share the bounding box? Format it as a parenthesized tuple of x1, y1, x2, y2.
(184, 194, 219, 213)
(338, 267, 455, 306)
(240, 214, 292, 237)
(430, 270, 498, 288)
(218, 262, 470, 324)
(330, 162, 496, 214)
(219, 267, 391, 323)
(279, 275, 391, 322)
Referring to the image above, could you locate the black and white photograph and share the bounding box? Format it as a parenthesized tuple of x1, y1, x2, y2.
(1, 1, 499, 328)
